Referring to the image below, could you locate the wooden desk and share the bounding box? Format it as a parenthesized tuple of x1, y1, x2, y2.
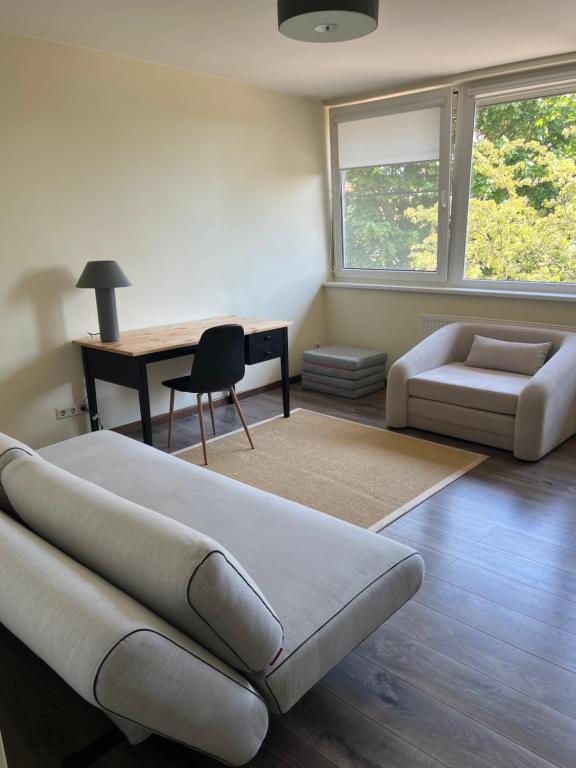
(73, 316, 292, 446)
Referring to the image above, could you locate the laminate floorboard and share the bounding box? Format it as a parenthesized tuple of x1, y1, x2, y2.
(326, 654, 558, 768)
(355, 625, 576, 768)
(414, 577, 576, 672)
(387, 600, 576, 720)
(388, 515, 576, 602)
(436, 558, 576, 634)
(2, 384, 575, 768)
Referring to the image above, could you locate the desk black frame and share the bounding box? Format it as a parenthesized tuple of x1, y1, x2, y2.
(81, 326, 290, 446)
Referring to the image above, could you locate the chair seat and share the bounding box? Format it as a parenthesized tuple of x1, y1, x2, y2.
(408, 362, 530, 415)
(163, 375, 199, 393)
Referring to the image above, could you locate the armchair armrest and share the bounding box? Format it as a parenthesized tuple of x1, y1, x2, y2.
(0, 513, 268, 766)
(515, 339, 576, 461)
(387, 323, 463, 427)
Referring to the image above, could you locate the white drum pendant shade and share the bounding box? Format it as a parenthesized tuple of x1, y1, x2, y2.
(278, 0, 379, 42)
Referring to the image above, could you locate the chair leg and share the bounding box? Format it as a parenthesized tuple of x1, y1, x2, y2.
(168, 389, 175, 450)
(208, 393, 216, 435)
(230, 386, 255, 450)
(197, 393, 208, 465)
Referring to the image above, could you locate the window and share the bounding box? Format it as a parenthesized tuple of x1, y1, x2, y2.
(330, 71, 576, 295)
(331, 91, 452, 281)
(463, 91, 576, 284)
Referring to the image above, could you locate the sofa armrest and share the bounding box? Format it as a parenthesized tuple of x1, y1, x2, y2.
(0, 513, 268, 766)
(515, 340, 576, 461)
(386, 323, 463, 427)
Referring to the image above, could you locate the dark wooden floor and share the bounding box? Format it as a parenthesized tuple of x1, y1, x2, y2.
(2, 383, 576, 768)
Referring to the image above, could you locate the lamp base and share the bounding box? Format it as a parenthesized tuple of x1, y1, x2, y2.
(95, 288, 120, 343)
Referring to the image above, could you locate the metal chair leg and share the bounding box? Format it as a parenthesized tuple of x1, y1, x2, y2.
(197, 393, 208, 465)
(208, 393, 216, 435)
(168, 389, 175, 449)
(230, 387, 255, 450)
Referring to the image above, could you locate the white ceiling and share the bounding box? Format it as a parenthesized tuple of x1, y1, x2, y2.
(1, 0, 576, 101)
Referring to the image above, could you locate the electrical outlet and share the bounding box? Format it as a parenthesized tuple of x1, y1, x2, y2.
(55, 404, 86, 420)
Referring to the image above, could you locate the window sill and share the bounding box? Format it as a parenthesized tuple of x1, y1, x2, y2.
(323, 281, 576, 302)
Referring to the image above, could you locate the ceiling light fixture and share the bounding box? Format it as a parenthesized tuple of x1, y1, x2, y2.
(278, 0, 379, 43)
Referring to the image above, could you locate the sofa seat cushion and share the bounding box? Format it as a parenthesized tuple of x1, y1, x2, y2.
(408, 363, 530, 415)
(39, 430, 424, 715)
(3, 456, 283, 675)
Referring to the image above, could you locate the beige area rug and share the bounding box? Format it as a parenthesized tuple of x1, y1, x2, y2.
(175, 408, 487, 531)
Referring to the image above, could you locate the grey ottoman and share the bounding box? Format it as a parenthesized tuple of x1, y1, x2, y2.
(302, 346, 387, 398)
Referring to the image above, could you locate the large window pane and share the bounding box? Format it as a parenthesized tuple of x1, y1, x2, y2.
(341, 161, 439, 270)
(465, 92, 576, 283)
(338, 106, 442, 272)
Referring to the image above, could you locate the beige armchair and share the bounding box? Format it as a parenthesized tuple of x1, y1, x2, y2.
(386, 322, 576, 461)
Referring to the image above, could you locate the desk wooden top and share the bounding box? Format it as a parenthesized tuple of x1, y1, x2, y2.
(73, 315, 292, 357)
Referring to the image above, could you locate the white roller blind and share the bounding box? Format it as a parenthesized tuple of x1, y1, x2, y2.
(338, 107, 441, 170)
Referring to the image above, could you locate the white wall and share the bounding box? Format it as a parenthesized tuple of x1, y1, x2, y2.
(325, 286, 576, 364)
(0, 33, 329, 447)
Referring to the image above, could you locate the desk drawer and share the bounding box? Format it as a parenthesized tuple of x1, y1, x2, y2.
(245, 343, 283, 365)
(247, 328, 284, 349)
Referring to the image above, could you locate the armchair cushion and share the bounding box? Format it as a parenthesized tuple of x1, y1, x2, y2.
(465, 335, 552, 376)
(408, 363, 530, 415)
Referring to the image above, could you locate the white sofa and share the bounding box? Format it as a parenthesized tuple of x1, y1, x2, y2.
(386, 322, 576, 461)
(0, 429, 423, 766)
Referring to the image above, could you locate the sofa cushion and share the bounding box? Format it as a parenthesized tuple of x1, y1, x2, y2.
(465, 334, 552, 375)
(0, 432, 38, 515)
(303, 345, 388, 371)
(301, 379, 386, 399)
(408, 363, 530, 415)
(302, 370, 386, 391)
(408, 397, 515, 438)
(408, 408, 514, 451)
(303, 362, 387, 380)
(0, 512, 268, 765)
(39, 430, 424, 714)
(3, 456, 283, 674)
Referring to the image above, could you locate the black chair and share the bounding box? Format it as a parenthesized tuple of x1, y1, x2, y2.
(162, 324, 254, 463)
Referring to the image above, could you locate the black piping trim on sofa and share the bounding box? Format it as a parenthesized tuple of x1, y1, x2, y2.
(93, 628, 267, 767)
(0, 448, 35, 491)
(263, 552, 422, 714)
(0, 446, 34, 466)
(186, 550, 284, 673)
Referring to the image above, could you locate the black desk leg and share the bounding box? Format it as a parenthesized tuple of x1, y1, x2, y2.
(82, 348, 99, 433)
(281, 327, 290, 417)
(138, 360, 154, 446)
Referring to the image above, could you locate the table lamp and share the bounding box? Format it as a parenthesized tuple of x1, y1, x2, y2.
(76, 260, 131, 342)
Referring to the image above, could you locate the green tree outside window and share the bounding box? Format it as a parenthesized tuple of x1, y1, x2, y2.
(343, 93, 576, 283)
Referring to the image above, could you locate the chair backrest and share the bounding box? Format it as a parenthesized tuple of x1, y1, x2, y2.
(189, 324, 246, 393)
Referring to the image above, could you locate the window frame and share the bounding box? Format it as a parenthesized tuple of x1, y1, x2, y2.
(329, 67, 576, 296)
(329, 88, 453, 284)
(449, 73, 576, 294)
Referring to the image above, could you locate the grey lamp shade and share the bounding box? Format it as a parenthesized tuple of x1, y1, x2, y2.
(76, 261, 131, 343)
(76, 260, 131, 289)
